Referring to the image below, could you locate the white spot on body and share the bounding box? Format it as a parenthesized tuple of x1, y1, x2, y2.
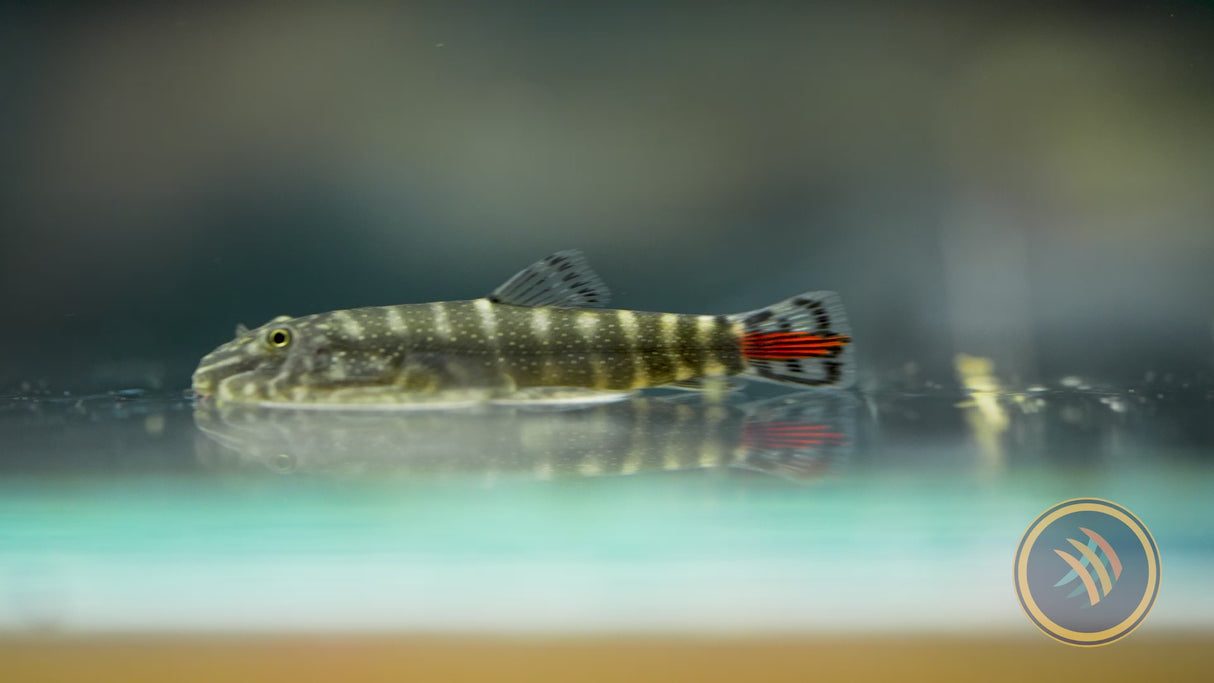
(532, 308, 551, 340)
(474, 298, 499, 339)
(617, 310, 639, 343)
(577, 312, 599, 341)
(473, 298, 502, 361)
(328, 362, 347, 381)
(333, 310, 364, 338)
(385, 307, 408, 334)
(431, 302, 453, 340)
(660, 313, 680, 341)
(661, 313, 691, 379)
(616, 310, 648, 387)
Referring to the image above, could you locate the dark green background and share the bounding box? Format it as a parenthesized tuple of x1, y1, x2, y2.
(3, 2, 1213, 394)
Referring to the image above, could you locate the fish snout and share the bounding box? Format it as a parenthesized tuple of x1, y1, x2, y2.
(191, 344, 256, 398)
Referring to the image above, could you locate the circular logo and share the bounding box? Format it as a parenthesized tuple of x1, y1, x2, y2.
(1014, 498, 1160, 646)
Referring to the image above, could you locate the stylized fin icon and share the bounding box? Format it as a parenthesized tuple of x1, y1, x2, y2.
(1014, 499, 1160, 646)
(1068, 538, 1112, 595)
(1080, 527, 1122, 579)
(1053, 549, 1101, 605)
(1052, 527, 1123, 606)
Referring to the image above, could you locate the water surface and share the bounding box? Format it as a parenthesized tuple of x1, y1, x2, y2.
(1, 383, 1210, 634)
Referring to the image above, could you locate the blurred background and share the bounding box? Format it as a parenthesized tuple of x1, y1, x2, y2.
(2, 1, 1212, 394)
(3, 4, 1214, 680)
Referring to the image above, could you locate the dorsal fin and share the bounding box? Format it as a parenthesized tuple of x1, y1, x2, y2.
(488, 250, 611, 308)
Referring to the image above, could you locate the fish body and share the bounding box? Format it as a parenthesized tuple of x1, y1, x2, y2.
(192, 251, 853, 406)
(194, 394, 855, 482)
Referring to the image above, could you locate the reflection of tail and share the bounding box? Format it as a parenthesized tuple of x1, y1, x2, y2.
(730, 291, 854, 388)
(733, 393, 855, 482)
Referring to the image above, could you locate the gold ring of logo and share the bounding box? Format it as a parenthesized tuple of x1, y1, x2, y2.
(1013, 498, 1160, 646)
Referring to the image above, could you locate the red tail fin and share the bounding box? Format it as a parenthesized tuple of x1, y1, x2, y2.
(741, 332, 851, 360)
(728, 291, 854, 387)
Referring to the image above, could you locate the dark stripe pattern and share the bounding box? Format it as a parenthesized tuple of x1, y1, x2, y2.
(234, 300, 746, 401)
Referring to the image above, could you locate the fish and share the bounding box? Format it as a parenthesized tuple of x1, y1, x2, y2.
(193, 393, 855, 483)
(191, 250, 853, 406)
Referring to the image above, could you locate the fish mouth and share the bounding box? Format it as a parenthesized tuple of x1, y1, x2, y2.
(192, 346, 259, 400)
(190, 371, 218, 400)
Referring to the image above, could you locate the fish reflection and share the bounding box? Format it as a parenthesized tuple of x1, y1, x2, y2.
(194, 394, 855, 482)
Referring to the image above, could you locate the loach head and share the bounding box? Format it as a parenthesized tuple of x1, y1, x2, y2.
(191, 308, 478, 405)
(193, 305, 512, 405)
(191, 315, 308, 402)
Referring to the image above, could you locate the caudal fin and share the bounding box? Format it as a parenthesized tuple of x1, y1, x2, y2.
(729, 291, 854, 388)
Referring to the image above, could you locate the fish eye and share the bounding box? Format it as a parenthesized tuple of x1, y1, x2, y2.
(268, 328, 292, 348)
